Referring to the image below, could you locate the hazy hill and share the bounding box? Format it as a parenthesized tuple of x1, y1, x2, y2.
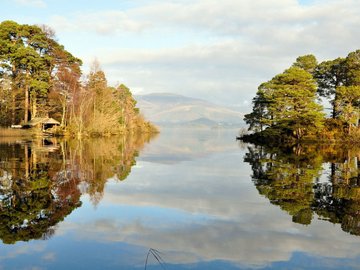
(135, 93, 243, 127)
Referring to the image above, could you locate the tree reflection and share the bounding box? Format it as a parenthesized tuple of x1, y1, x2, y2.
(0, 133, 154, 244)
(245, 144, 360, 235)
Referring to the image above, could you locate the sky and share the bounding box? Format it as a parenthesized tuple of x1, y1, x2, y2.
(1, 0, 360, 111)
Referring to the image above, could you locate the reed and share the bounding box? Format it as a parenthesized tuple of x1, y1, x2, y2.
(145, 248, 167, 270)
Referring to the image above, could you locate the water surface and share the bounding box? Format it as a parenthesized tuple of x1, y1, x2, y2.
(1, 128, 360, 269)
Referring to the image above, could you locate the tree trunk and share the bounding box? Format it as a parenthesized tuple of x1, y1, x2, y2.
(31, 94, 37, 118)
(11, 65, 17, 125)
(61, 96, 66, 126)
(11, 90, 16, 125)
(332, 92, 338, 119)
(24, 70, 30, 123)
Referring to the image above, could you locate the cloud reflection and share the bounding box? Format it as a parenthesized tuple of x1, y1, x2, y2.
(55, 130, 360, 267)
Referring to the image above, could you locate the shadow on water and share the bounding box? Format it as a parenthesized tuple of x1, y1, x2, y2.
(0, 133, 156, 244)
(244, 143, 360, 235)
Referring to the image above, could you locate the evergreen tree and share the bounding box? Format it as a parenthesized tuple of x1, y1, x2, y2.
(292, 54, 318, 74)
(335, 86, 360, 133)
(345, 50, 360, 86)
(268, 67, 324, 139)
(244, 90, 269, 132)
(245, 66, 325, 140)
(0, 20, 156, 136)
(0, 20, 81, 124)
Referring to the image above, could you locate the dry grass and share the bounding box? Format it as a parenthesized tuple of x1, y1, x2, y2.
(0, 128, 32, 138)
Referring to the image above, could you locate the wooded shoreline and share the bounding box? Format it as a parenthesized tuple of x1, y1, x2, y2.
(0, 20, 158, 137)
(241, 50, 360, 145)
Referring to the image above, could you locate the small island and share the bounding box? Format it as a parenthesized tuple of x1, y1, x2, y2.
(240, 50, 360, 145)
(0, 20, 157, 137)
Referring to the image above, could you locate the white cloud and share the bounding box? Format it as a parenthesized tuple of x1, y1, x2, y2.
(42, 252, 56, 262)
(0, 243, 46, 260)
(59, 202, 360, 266)
(14, 0, 46, 8)
(89, 40, 291, 105)
(47, 0, 360, 109)
(49, 10, 150, 35)
(50, 0, 360, 44)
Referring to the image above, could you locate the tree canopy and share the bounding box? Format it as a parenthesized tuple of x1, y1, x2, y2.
(0, 20, 157, 136)
(0, 20, 82, 126)
(243, 50, 360, 143)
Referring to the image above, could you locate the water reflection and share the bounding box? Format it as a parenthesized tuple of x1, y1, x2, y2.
(245, 144, 360, 235)
(3, 129, 360, 269)
(0, 134, 154, 244)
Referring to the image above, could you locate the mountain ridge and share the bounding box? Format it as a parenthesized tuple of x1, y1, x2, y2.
(135, 93, 244, 127)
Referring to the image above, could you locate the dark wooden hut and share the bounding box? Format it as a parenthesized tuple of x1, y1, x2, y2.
(23, 117, 61, 131)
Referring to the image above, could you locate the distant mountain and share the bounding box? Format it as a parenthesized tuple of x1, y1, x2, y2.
(184, 117, 218, 126)
(135, 93, 244, 127)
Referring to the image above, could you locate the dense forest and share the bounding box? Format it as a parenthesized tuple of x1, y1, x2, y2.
(0, 20, 157, 136)
(242, 49, 360, 144)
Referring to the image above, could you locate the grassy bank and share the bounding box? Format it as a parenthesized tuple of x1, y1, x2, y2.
(0, 128, 32, 138)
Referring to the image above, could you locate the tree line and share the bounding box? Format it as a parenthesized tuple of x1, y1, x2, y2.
(243, 50, 360, 143)
(0, 20, 156, 136)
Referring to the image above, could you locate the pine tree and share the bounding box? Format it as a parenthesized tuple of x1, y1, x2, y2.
(245, 66, 325, 140)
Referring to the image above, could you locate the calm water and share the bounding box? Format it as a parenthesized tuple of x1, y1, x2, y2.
(1, 128, 360, 269)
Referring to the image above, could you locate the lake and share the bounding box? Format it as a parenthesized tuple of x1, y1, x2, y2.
(1, 128, 360, 269)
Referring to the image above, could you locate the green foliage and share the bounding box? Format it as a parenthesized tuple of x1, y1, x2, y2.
(30, 79, 49, 96)
(314, 50, 360, 119)
(244, 90, 269, 132)
(335, 86, 360, 130)
(292, 54, 318, 73)
(88, 69, 107, 94)
(244, 49, 360, 142)
(245, 66, 324, 140)
(314, 58, 347, 99)
(345, 50, 360, 86)
(0, 20, 155, 136)
(0, 20, 81, 124)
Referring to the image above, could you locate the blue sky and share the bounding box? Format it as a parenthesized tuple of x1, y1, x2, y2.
(1, 0, 360, 109)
